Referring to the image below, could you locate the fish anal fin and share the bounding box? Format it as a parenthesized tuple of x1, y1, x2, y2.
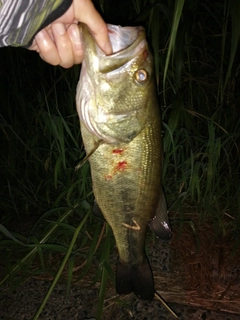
(116, 259, 154, 300)
(149, 189, 172, 240)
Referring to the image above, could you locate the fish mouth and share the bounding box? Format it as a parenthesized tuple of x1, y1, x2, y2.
(81, 23, 147, 74)
(98, 25, 146, 73)
(107, 25, 144, 53)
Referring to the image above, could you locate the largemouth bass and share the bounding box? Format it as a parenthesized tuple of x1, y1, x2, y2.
(76, 24, 172, 300)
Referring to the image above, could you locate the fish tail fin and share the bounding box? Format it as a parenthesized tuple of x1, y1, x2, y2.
(116, 259, 154, 300)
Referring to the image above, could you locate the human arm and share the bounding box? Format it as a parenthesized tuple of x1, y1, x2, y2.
(0, 0, 111, 67)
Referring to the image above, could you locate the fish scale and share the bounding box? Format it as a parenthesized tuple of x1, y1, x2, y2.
(76, 24, 172, 300)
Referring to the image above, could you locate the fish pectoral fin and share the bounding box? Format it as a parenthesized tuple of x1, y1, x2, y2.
(149, 188, 172, 240)
(116, 258, 154, 300)
(75, 140, 104, 171)
(122, 218, 140, 231)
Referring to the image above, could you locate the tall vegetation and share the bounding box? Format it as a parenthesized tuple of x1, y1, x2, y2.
(0, 0, 239, 318)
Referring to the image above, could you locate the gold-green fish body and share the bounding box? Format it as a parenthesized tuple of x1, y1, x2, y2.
(80, 99, 162, 260)
(76, 24, 171, 300)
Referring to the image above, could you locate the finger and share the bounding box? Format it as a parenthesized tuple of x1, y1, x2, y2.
(67, 24, 84, 64)
(74, 0, 112, 54)
(29, 27, 54, 52)
(52, 23, 75, 68)
(28, 39, 38, 51)
(35, 29, 61, 65)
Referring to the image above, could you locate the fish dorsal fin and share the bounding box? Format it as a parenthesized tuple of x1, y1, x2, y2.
(149, 189, 172, 240)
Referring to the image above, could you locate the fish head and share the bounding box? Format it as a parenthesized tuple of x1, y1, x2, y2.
(77, 24, 156, 143)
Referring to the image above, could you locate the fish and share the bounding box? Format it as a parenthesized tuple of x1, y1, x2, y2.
(76, 23, 172, 300)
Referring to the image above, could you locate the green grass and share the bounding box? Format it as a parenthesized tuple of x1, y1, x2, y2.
(0, 0, 240, 318)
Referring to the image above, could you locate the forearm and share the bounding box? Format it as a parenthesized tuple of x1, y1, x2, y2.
(0, 0, 72, 47)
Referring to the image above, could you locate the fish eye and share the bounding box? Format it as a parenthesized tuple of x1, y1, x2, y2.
(135, 69, 148, 84)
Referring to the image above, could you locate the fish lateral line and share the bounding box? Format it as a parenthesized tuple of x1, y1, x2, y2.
(75, 139, 104, 171)
(122, 218, 140, 231)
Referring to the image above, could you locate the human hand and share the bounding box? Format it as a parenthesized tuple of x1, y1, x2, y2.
(29, 0, 112, 68)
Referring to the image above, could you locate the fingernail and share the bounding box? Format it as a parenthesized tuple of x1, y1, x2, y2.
(70, 24, 81, 42)
(35, 30, 44, 40)
(53, 23, 66, 35)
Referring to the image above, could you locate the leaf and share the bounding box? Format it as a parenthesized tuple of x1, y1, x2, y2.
(163, 0, 185, 94)
(224, 0, 240, 90)
(33, 208, 90, 319)
(0, 224, 26, 246)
